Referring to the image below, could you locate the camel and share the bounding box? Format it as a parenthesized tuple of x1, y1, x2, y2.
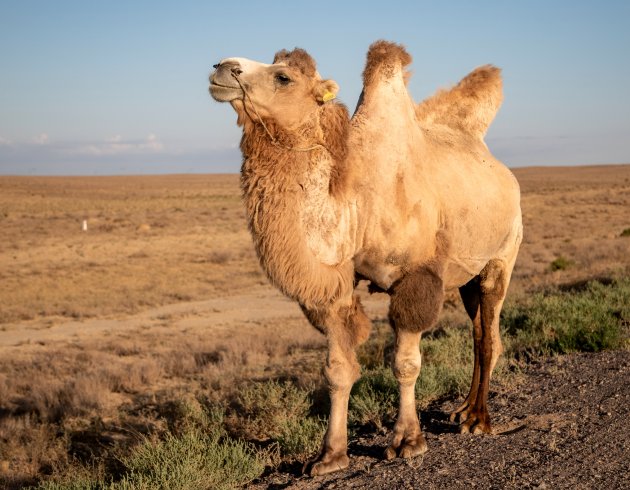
(209, 40, 522, 476)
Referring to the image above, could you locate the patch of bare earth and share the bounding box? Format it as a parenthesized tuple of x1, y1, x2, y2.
(255, 350, 630, 489)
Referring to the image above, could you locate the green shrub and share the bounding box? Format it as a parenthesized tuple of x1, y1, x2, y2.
(502, 278, 630, 357)
(620, 228, 630, 237)
(234, 380, 311, 440)
(549, 256, 574, 271)
(232, 380, 324, 461)
(114, 424, 265, 490)
(349, 366, 398, 428)
(416, 327, 472, 406)
(35, 403, 266, 490)
(35, 479, 106, 490)
(276, 416, 326, 460)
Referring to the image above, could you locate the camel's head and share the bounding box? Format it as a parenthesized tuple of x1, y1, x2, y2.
(209, 48, 339, 130)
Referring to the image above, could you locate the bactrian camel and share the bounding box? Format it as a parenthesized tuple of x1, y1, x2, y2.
(209, 40, 522, 476)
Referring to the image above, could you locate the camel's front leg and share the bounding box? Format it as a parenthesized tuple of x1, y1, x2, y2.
(386, 265, 444, 459)
(384, 329, 427, 459)
(302, 297, 371, 476)
(311, 332, 358, 475)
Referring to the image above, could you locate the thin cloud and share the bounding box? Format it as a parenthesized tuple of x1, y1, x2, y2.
(66, 134, 166, 156)
(32, 133, 49, 145)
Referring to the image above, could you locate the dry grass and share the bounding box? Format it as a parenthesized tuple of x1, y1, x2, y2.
(510, 165, 630, 292)
(0, 165, 629, 487)
(0, 321, 326, 486)
(0, 175, 263, 324)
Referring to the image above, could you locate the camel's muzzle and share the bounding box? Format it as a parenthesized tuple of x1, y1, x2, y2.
(209, 60, 243, 102)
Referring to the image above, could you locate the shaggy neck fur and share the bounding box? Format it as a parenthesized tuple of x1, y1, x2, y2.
(239, 102, 354, 308)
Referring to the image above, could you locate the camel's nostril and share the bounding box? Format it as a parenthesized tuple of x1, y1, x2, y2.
(213, 63, 220, 69)
(231, 67, 243, 76)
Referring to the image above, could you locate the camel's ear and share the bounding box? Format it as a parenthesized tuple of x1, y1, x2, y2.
(314, 79, 339, 103)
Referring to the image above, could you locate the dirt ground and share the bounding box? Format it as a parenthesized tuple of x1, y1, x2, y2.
(255, 349, 630, 489)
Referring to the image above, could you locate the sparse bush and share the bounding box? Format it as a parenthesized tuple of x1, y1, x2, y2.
(230, 380, 325, 461)
(233, 380, 311, 440)
(620, 228, 630, 237)
(36, 404, 266, 490)
(502, 278, 630, 357)
(276, 416, 326, 461)
(35, 478, 106, 489)
(549, 256, 574, 271)
(356, 320, 393, 369)
(349, 367, 398, 429)
(416, 328, 473, 407)
(115, 425, 265, 490)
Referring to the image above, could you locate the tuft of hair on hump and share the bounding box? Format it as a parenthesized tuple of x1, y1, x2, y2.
(416, 65, 503, 139)
(362, 40, 412, 88)
(273, 48, 317, 78)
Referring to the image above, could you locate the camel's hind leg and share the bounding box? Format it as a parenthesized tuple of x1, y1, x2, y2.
(302, 296, 371, 476)
(451, 258, 513, 434)
(385, 265, 444, 459)
(450, 277, 482, 423)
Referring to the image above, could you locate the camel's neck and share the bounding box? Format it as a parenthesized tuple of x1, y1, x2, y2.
(239, 104, 355, 308)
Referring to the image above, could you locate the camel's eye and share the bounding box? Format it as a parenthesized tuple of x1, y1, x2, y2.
(275, 73, 291, 85)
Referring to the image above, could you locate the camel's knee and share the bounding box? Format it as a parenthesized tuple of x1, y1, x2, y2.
(393, 353, 421, 385)
(389, 265, 444, 333)
(325, 355, 360, 392)
(392, 330, 422, 385)
(302, 296, 371, 347)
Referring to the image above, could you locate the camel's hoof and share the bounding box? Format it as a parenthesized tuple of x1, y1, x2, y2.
(384, 433, 427, 460)
(459, 416, 493, 435)
(450, 409, 468, 424)
(450, 402, 472, 423)
(306, 453, 350, 476)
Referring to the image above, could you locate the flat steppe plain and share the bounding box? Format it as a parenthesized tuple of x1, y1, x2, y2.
(0, 164, 629, 488)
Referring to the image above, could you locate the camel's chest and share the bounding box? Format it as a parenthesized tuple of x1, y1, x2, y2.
(300, 174, 357, 266)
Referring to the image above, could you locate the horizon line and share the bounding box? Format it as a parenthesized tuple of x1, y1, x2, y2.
(1, 161, 630, 178)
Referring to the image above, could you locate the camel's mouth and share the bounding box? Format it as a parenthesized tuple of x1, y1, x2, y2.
(210, 81, 239, 90)
(209, 81, 243, 102)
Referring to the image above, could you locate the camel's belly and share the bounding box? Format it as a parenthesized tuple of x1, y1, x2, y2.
(442, 257, 485, 289)
(353, 251, 404, 291)
(355, 252, 482, 292)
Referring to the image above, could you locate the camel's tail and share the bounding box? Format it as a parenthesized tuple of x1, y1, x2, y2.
(416, 65, 503, 139)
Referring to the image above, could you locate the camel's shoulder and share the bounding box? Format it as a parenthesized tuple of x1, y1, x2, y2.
(416, 65, 503, 139)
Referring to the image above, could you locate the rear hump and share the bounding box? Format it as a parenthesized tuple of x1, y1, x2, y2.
(416, 65, 503, 139)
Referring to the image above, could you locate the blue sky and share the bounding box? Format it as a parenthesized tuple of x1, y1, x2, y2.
(0, 0, 629, 175)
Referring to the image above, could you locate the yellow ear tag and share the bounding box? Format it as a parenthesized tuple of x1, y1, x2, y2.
(322, 91, 336, 102)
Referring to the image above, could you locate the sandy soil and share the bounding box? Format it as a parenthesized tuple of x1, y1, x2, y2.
(0, 284, 389, 351)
